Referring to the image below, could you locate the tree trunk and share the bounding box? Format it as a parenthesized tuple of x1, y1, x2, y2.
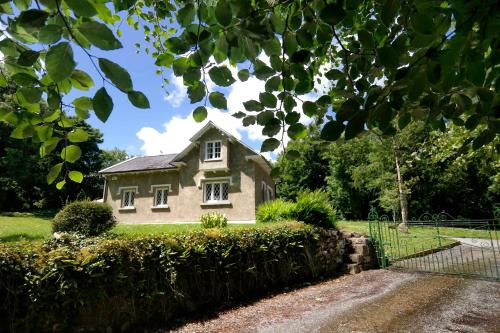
(393, 139, 408, 233)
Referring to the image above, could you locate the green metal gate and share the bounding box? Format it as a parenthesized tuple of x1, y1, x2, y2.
(368, 208, 500, 279)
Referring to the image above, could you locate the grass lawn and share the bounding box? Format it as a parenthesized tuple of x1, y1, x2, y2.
(0, 215, 274, 243)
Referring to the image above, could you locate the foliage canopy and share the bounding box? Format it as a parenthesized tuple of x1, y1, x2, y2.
(0, 0, 498, 185)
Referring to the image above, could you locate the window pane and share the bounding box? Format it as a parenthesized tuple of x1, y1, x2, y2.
(206, 142, 213, 159)
(205, 184, 212, 202)
(214, 141, 221, 158)
(123, 192, 129, 207)
(162, 190, 168, 205)
(222, 183, 229, 200)
(129, 191, 135, 206)
(213, 183, 220, 200)
(155, 190, 162, 206)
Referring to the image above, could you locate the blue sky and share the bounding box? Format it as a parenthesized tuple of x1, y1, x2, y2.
(66, 21, 285, 158)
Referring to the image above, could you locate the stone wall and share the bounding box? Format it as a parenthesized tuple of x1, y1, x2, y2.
(341, 231, 379, 274)
(315, 229, 378, 275)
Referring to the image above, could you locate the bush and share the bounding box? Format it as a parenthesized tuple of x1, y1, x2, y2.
(256, 199, 296, 223)
(291, 190, 337, 228)
(52, 201, 116, 236)
(200, 212, 228, 228)
(0, 222, 343, 332)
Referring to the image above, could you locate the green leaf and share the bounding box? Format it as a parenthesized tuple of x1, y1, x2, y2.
(357, 30, 374, 49)
(377, 46, 399, 69)
(55, 180, 66, 190)
(61, 145, 82, 163)
(253, 59, 275, 80)
(283, 94, 296, 112)
(38, 24, 62, 44)
(67, 128, 89, 143)
(261, 138, 280, 152)
(265, 76, 281, 92)
(17, 87, 42, 104)
(70, 70, 95, 90)
(238, 69, 250, 82)
(209, 92, 227, 109)
(285, 149, 300, 160)
(381, 0, 399, 26)
(187, 81, 206, 103)
(165, 37, 190, 54)
(263, 118, 281, 136)
(291, 50, 311, 64)
(285, 111, 300, 125)
(93, 87, 113, 122)
(98, 58, 133, 92)
(155, 53, 174, 67)
(398, 113, 411, 129)
(325, 68, 343, 80)
(177, 3, 195, 27)
(215, 0, 232, 26)
(411, 13, 434, 35)
(73, 96, 93, 110)
(208, 66, 235, 87)
(128, 91, 150, 109)
(283, 32, 298, 56)
(472, 130, 495, 150)
(47, 163, 63, 184)
(259, 92, 277, 108)
(64, 0, 97, 17)
(45, 42, 76, 82)
(302, 101, 317, 117)
(287, 123, 307, 140)
(243, 100, 264, 111)
(68, 170, 84, 183)
(17, 50, 39, 66)
(78, 21, 123, 50)
(320, 4, 345, 26)
(172, 57, 190, 76)
(193, 106, 207, 122)
(18, 9, 48, 31)
(242, 115, 256, 126)
(345, 112, 366, 139)
(321, 121, 345, 141)
(232, 111, 246, 119)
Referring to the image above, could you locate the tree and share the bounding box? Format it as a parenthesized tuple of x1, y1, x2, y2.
(100, 148, 129, 169)
(0, 0, 498, 186)
(275, 126, 329, 201)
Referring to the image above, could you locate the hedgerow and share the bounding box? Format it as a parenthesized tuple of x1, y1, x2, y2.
(0, 222, 341, 332)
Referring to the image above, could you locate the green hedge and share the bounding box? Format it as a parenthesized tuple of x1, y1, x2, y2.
(0, 222, 341, 332)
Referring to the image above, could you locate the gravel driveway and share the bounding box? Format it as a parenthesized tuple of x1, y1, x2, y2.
(166, 270, 500, 333)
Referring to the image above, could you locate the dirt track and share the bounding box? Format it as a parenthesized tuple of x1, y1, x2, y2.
(167, 270, 500, 333)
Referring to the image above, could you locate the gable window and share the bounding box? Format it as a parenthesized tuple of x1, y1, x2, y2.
(122, 190, 135, 208)
(205, 140, 222, 161)
(204, 181, 229, 203)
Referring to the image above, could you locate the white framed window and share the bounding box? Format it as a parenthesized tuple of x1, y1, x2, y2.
(205, 140, 222, 161)
(154, 188, 169, 207)
(121, 190, 135, 208)
(203, 181, 229, 203)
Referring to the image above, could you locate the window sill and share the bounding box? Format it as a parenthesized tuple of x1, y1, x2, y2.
(151, 205, 169, 210)
(204, 158, 222, 162)
(119, 207, 136, 212)
(200, 201, 231, 207)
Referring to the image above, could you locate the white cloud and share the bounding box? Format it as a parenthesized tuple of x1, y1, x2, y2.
(163, 74, 187, 107)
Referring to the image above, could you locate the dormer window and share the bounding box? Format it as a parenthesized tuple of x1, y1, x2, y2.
(205, 140, 222, 161)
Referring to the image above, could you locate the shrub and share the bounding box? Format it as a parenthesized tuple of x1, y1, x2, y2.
(52, 201, 116, 236)
(200, 212, 228, 228)
(291, 190, 337, 228)
(0, 222, 343, 332)
(256, 199, 296, 223)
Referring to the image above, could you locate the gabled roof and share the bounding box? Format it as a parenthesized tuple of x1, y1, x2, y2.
(99, 154, 178, 174)
(99, 121, 272, 174)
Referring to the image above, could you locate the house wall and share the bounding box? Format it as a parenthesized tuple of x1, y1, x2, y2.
(104, 128, 267, 224)
(254, 163, 275, 207)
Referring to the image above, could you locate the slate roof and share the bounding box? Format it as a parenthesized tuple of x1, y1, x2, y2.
(99, 154, 178, 174)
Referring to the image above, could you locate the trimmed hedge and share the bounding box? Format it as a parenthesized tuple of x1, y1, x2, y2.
(53, 201, 116, 236)
(0, 222, 341, 332)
